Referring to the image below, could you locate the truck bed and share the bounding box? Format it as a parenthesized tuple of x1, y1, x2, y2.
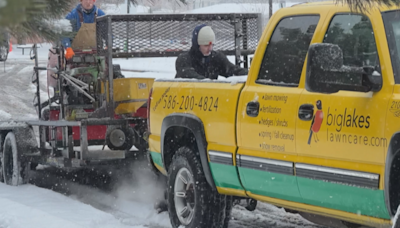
(149, 78, 246, 154)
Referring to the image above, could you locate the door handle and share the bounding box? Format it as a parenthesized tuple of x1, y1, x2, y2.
(298, 104, 314, 121)
(246, 101, 260, 117)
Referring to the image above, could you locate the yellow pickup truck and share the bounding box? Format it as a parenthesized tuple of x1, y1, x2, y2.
(147, 1, 400, 228)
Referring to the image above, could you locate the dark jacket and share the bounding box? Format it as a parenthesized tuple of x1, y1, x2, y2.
(175, 25, 248, 79)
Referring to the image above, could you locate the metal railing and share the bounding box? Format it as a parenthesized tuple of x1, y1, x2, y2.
(96, 13, 262, 63)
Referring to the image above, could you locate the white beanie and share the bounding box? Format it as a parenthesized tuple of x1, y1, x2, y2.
(197, 26, 215, 45)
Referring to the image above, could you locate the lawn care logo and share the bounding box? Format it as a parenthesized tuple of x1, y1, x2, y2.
(326, 108, 370, 132)
(308, 100, 323, 145)
(324, 108, 386, 147)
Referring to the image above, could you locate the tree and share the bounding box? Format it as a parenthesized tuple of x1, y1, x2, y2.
(0, 0, 186, 42)
(0, 0, 74, 41)
(342, 0, 400, 11)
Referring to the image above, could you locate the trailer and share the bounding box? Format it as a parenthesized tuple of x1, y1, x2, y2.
(0, 13, 261, 186)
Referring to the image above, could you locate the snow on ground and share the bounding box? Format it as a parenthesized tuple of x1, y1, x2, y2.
(0, 184, 138, 228)
(7, 43, 49, 62)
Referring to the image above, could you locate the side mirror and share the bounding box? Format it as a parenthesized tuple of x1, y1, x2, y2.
(305, 43, 382, 93)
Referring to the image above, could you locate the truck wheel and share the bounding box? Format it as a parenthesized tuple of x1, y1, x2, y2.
(2, 132, 26, 186)
(106, 126, 133, 151)
(167, 147, 224, 228)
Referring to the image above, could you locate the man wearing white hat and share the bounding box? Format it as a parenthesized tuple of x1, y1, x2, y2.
(175, 24, 248, 79)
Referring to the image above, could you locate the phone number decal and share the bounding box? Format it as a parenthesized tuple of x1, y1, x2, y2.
(162, 95, 219, 112)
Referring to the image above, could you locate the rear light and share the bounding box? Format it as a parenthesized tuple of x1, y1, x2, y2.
(147, 88, 153, 133)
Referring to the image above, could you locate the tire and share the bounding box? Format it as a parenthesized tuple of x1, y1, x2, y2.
(167, 147, 226, 228)
(2, 132, 26, 186)
(106, 126, 134, 151)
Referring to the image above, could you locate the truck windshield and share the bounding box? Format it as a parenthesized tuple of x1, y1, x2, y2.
(383, 10, 400, 83)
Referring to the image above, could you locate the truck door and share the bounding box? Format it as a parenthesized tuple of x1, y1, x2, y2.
(237, 14, 320, 202)
(296, 13, 391, 219)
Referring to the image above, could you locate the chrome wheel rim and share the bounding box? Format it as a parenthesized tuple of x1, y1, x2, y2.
(174, 167, 195, 225)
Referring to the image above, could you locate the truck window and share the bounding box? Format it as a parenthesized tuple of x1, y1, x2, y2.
(256, 15, 320, 87)
(383, 10, 400, 83)
(323, 14, 380, 73)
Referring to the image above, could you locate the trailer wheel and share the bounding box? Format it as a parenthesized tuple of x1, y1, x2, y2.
(2, 132, 26, 186)
(106, 126, 133, 151)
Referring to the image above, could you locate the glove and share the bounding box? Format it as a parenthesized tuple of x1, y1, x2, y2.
(65, 47, 75, 60)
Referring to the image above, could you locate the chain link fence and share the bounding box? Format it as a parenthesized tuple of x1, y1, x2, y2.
(96, 13, 262, 59)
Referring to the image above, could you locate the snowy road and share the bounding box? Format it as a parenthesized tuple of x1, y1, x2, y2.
(0, 60, 46, 120)
(0, 47, 330, 228)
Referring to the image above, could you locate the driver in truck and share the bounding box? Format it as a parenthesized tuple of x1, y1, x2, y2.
(175, 24, 249, 79)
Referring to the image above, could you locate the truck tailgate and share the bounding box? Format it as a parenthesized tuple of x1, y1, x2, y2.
(149, 79, 245, 151)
